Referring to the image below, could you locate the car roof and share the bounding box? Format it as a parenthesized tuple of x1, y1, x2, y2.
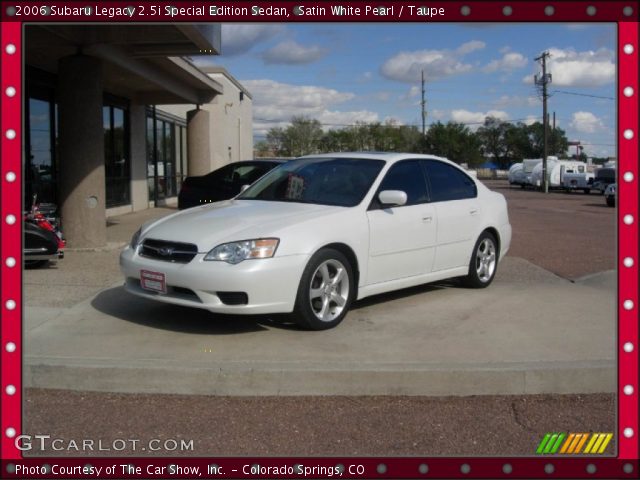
(246, 158, 289, 163)
(296, 151, 455, 165)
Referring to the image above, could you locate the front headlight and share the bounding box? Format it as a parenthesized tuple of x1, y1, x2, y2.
(204, 238, 279, 264)
(130, 228, 142, 250)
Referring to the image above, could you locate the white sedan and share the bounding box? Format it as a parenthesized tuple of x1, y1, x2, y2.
(120, 153, 512, 330)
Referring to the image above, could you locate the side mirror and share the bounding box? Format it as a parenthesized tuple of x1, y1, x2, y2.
(240, 184, 251, 193)
(378, 190, 407, 207)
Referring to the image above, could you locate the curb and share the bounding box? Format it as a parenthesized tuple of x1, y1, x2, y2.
(25, 360, 616, 396)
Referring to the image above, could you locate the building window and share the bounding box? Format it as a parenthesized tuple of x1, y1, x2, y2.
(25, 95, 57, 207)
(146, 108, 185, 204)
(103, 104, 131, 207)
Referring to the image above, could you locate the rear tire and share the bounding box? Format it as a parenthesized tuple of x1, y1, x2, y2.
(462, 231, 499, 288)
(583, 189, 591, 194)
(606, 196, 615, 207)
(292, 249, 355, 330)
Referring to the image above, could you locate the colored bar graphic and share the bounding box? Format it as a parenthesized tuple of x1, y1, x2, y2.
(560, 434, 575, 454)
(543, 433, 559, 454)
(591, 433, 606, 454)
(583, 433, 599, 454)
(574, 433, 589, 454)
(537, 432, 613, 455)
(536, 433, 552, 454)
(597, 433, 613, 454)
(567, 434, 582, 453)
(550, 433, 566, 453)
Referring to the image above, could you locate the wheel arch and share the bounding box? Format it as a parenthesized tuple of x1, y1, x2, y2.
(481, 227, 501, 257)
(318, 242, 360, 293)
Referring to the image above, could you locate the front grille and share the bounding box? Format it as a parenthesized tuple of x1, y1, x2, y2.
(218, 291, 249, 306)
(140, 238, 198, 263)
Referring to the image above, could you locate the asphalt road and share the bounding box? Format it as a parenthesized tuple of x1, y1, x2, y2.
(24, 390, 615, 457)
(22, 180, 618, 457)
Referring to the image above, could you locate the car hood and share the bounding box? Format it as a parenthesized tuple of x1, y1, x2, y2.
(141, 200, 343, 251)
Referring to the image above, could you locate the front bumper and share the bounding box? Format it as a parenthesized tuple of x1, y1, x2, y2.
(120, 246, 309, 315)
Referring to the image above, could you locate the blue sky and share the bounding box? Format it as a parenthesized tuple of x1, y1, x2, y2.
(194, 23, 617, 158)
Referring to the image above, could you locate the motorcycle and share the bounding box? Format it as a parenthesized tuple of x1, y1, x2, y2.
(24, 195, 65, 268)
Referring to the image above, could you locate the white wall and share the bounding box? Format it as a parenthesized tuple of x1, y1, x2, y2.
(160, 70, 253, 174)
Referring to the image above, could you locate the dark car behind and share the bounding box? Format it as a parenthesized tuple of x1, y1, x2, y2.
(178, 159, 286, 210)
(593, 167, 616, 194)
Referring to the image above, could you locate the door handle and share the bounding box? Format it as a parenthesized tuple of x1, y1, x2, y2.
(469, 208, 478, 215)
(422, 215, 432, 223)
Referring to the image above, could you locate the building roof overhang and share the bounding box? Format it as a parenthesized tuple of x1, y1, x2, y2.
(26, 25, 223, 104)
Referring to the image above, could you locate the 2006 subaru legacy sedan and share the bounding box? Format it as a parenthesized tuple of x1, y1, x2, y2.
(120, 152, 512, 330)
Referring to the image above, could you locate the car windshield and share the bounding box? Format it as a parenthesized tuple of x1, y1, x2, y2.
(237, 157, 385, 207)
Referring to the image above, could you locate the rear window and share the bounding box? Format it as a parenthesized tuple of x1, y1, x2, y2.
(423, 160, 477, 202)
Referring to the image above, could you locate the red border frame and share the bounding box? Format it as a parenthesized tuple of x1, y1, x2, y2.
(1, 1, 638, 478)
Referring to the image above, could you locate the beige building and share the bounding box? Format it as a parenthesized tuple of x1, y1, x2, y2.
(24, 25, 253, 248)
(161, 67, 254, 175)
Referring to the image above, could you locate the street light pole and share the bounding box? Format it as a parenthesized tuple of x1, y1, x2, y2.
(535, 51, 551, 193)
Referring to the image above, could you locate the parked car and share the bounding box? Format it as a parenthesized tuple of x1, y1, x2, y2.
(604, 183, 616, 207)
(593, 167, 616, 194)
(177, 159, 286, 209)
(121, 153, 512, 330)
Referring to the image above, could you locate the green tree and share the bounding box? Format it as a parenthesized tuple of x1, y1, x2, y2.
(266, 127, 286, 156)
(526, 122, 569, 158)
(283, 116, 324, 156)
(477, 116, 511, 168)
(254, 140, 271, 157)
(423, 122, 483, 166)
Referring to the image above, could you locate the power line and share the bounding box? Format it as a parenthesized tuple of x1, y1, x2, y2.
(551, 90, 614, 100)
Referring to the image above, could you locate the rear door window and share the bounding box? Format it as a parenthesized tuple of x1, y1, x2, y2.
(423, 160, 477, 202)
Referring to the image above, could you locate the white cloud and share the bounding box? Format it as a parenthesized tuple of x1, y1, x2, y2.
(483, 52, 528, 73)
(373, 91, 391, 102)
(262, 40, 327, 65)
(456, 40, 486, 55)
(450, 109, 509, 128)
(523, 47, 615, 87)
(569, 111, 604, 133)
(242, 79, 378, 134)
(220, 24, 284, 56)
(380, 40, 485, 83)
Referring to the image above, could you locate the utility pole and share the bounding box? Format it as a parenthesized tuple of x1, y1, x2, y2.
(421, 70, 426, 136)
(535, 51, 551, 193)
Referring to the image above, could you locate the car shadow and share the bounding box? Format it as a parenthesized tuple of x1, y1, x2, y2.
(352, 280, 456, 309)
(92, 280, 460, 334)
(91, 286, 299, 334)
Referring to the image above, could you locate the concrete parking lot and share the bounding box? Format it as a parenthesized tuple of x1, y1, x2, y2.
(24, 181, 617, 396)
(23, 180, 618, 457)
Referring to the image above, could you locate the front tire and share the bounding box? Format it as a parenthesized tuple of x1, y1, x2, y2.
(292, 248, 354, 330)
(462, 232, 498, 288)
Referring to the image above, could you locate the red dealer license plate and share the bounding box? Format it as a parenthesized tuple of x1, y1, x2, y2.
(140, 270, 167, 294)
